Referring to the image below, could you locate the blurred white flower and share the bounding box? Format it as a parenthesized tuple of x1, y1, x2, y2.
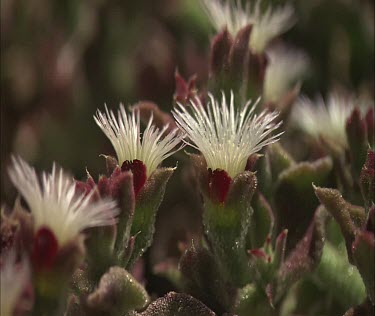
(94, 104, 184, 177)
(263, 46, 309, 102)
(8, 156, 119, 246)
(0, 252, 30, 316)
(173, 92, 282, 178)
(200, 0, 295, 53)
(291, 94, 356, 148)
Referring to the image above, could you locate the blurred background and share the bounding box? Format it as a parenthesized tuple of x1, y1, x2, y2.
(1, 0, 374, 303)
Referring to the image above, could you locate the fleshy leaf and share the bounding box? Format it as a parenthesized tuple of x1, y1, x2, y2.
(247, 193, 274, 249)
(203, 171, 257, 286)
(136, 292, 216, 316)
(113, 171, 135, 267)
(128, 168, 174, 267)
(352, 231, 375, 304)
(87, 266, 149, 315)
(275, 157, 333, 252)
(179, 241, 236, 314)
(315, 242, 366, 309)
(314, 185, 366, 261)
(270, 206, 327, 304)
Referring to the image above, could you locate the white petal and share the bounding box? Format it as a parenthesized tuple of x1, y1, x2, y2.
(8, 157, 120, 245)
(172, 91, 282, 178)
(200, 0, 295, 53)
(94, 104, 184, 177)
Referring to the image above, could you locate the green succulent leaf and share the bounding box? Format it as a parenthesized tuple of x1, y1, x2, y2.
(203, 171, 257, 286)
(135, 292, 216, 316)
(87, 266, 149, 315)
(179, 241, 236, 314)
(275, 157, 333, 252)
(127, 167, 174, 267)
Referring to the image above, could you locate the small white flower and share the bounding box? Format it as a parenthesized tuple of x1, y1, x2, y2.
(8, 156, 119, 246)
(291, 94, 356, 148)
(200, 0, 295, 53)
(94, 104, 184, 177)
(1, 252, 30, 316)
(172, 92, 283, 178)
(263, 46, 309, 102)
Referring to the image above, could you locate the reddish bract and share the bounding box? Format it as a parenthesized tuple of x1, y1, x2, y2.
(208, 169, 232, 204)
(122, 159, 147, 197)
(32, 227, 58, 270)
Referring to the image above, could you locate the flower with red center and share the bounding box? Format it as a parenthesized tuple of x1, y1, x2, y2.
(8, 156, 119, 268)
(94, 104, 184, 195)
(173, 92, 282, 203)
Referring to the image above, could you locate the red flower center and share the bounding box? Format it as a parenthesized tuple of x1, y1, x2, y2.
(32, 227, 58, 270)
(208, 169, 232, 204)
(121, 159, 147, 197)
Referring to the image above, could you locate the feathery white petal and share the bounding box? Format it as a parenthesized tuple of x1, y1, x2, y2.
(291, 93, 358, 148)
(8, 156, 119, 245)
(200, 0, 295, 53)
(94, 104, 184, 176)
(173, 92, 282, 178)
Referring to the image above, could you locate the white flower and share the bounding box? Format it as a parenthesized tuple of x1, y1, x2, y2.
(1, 252, 30, 316)
(249, 1, 295, 53)
(172, 92, 283, 178)
(94, 104, 184, 177)
(291, 94, 356, 148)
(263, 46, 309, 102)
(8, 156, 119, 246)
(200, 0, 295, 53)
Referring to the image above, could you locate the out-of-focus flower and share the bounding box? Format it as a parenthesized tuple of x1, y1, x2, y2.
(94, 104, 184, 179)
(8, 156, 119, 266)
(200, 0, 295, 53)
(291, 94, 357, 149)
(263, 46, 309, 102)
(0, 252, 31, 316)
(173, 91, 282, 178)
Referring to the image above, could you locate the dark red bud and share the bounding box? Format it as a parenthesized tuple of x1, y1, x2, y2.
(174, 70, 189, 102)
(210, 28, 233, 75)
(121, 159, 147, 197)
(208, 168, 232, 204)
(346, 107, 367, 146)
(32, 227, 58, 270)
(229, 25, 252, 79)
